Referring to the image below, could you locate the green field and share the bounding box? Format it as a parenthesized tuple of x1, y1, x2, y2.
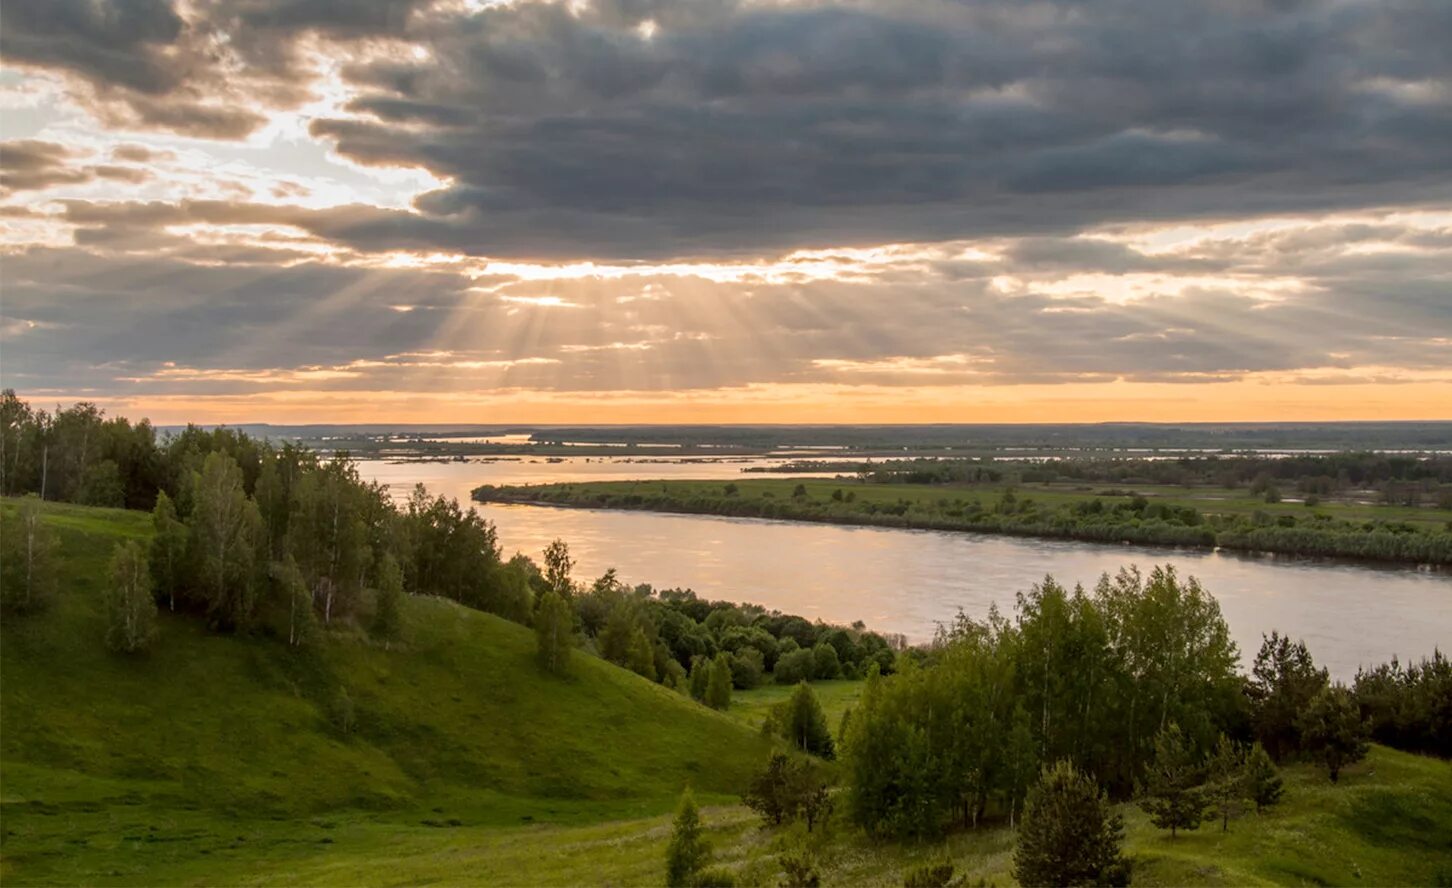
(3, 498, 1450, 885)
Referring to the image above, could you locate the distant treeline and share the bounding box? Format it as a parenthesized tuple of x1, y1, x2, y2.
(751, 454, 1452, 507)
(0, 391, 895, 689)
(840, 566, 1451, 840)
(476, 483, 1452, 565)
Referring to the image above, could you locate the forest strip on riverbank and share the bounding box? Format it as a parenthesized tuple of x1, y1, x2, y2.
(472, 478, 1452, 565)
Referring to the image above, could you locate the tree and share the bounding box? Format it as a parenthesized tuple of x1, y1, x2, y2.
(1013, 761, 1129, 888)
(811, 642, 841, 680)
(1204, 734, 1247, 832)
(1248, 632, 1328, 761)
(1140, 722, 1207, 838)
(148, 490, 187, 612)
(706, 652, 733, 710)
(688, 655, 711, 701)
(0, 494, 58, 614)
(371, 552, 405, 646)
(535, 589, 574, 676)
(1243, 742, 1284, 811)
(104, 540, 157, 654)
(187, 451, 263, 629)
(272, 555, 316, 648)
(543, 538, 575, 600)
(1299, 685, 1369, 783)
(666, 788, 710, 888)
(783, 682, 835, 758)
(627, 626, 658, 680)
(742, 753, 831, 830)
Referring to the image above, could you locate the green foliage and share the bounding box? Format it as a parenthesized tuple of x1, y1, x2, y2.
(147, 490, 187, 612)
(666, 789, 710, 888)
(1140, 722, 1207, 838)
(370, 552, 406, 645)
(1354, 651, 1452, 757)
(689, 655, 711, 701)
(1249, 631, 1329, 761)
(742, 753, 832, 830)
(1, 494, 58, 614)
(774, 648, 816, 684)
(103, 540, 157, 654)
(1243, 742, 1284, 811)
(186, 451, 263, 629)
(730, 646, 765, 689)
(903, 861, 956, 888)
(779, 846, 822, 887)
(781, 682, 835, 758)
(535, 589, 574, 676)
(543, 538, 575, 600)
(706, 652, 734, 710)
(1300, 684, 1370, 782)
(1013, 761, 1129, 888)
(811, 642, 842, 680)
(1204, 734, 1247, 832)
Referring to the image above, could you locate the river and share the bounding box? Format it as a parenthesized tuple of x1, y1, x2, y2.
(359, 458, 1450, 679)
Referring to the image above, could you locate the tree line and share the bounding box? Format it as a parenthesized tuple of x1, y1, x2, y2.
(487, 482, 1452, 564)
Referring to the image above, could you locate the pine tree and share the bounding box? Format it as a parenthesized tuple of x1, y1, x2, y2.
(784, 681, 835, 758)
(371, 552, 405, 646)
(706, 652, 733, 710)
(1204, 734, 1247, 832)
(666, 788, 710, 887)
(1140, 722, 1207, 838)
(1243, 742, 1284, 811)
(104, 540, 158, 654)
(148, 490, 188, 612)
(535, 589, 574, 676)
(1299, 684, 1369, 783)
(1013, 760, 1129, 888)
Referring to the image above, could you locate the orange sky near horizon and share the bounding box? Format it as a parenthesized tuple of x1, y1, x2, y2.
(65, 379, 1452, 426)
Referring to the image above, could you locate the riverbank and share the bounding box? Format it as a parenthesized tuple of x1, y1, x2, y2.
(473, 478, 1452, 566)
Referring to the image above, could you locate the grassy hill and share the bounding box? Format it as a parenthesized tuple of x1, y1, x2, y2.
(3, 499, 1450, 886)
(0, 498, 772, 884)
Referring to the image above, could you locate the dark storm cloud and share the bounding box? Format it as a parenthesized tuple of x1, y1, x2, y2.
(8, 0, 1451, 255)
(299, 0, 1452, 258)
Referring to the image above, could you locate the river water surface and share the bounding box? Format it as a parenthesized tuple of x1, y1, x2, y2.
(359, 458, 1450, 679)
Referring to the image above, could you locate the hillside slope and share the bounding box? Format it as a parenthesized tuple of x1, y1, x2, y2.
(0, 499, 771, 884)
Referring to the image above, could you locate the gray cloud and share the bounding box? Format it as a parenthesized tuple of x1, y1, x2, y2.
(0, 141, 153, 194)
(7, 0, 1451, 253)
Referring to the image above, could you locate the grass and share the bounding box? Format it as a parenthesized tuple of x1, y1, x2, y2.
(3, 498, 1450, 885)
(729, 680, 864, 736)
(0, 497, 772, 884)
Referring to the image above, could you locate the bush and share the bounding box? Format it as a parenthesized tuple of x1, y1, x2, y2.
(1013, 761, 1129, 888)
(730, 647, 765, 689)
(903, 862, 955, 888)
(811, 643, 842, 680)
(774, 648, 816, 684)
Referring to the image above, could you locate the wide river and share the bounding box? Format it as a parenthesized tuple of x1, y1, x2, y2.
(360, 458, 1451, 679)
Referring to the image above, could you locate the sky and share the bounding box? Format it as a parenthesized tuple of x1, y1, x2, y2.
(1, 0, 1450, 425)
